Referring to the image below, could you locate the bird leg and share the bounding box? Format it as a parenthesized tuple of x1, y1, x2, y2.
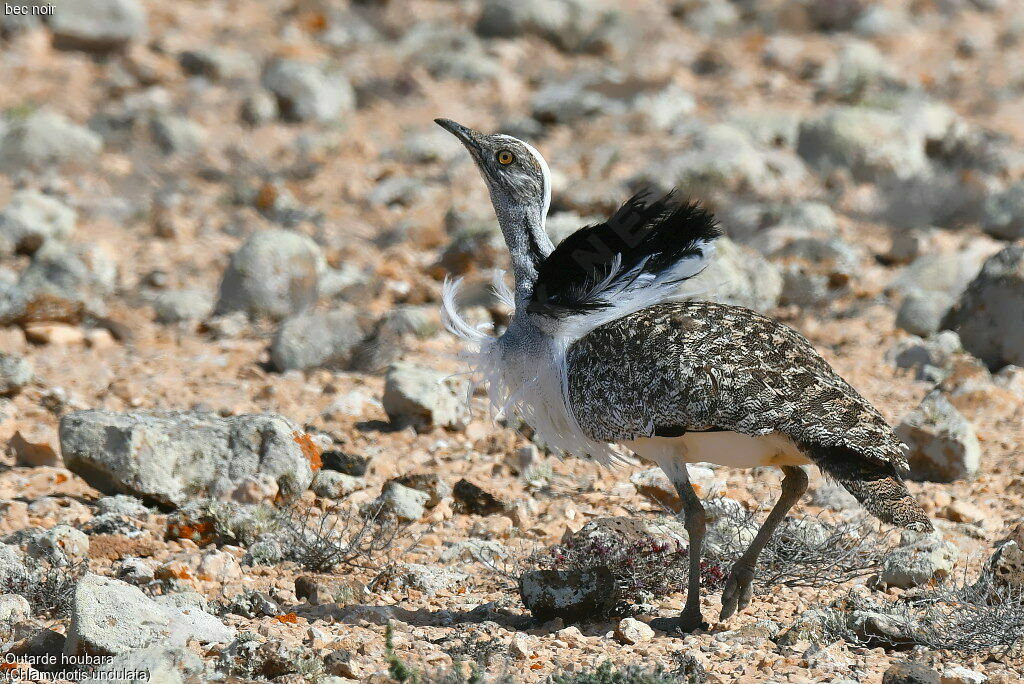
(720, 465, 809, 621)
(651, 458, 709, 633)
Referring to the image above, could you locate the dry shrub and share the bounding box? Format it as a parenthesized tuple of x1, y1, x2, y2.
(482, 498, 894, 620)
(919, 582, 1024, 657)
(282, 501, 413, 573)
(549, 657, 707, 684)
(0, 554, 86, 619)
(819, 567, 1024, 659)
(703, 498, 896, 590)
(529, 531, 726, 616)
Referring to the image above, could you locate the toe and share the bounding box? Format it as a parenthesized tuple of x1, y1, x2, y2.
(719, 580, 739, 620)
(737, 580, 754, 612)
(719, 595, 737, 620)
(719, 565, 754, 620)
(651, 614, 709, 634)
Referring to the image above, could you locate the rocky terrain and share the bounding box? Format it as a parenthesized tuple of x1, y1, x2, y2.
(0, 0, 1023, 682)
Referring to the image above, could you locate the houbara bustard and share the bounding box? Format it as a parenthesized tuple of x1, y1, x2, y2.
(434, 118, 933, 632)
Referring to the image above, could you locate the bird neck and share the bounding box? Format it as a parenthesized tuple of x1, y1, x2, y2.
(494, 202, 553, 309)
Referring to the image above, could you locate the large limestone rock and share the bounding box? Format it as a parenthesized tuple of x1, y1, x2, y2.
(269, 306, 365, 372)
(65, 575, 233, 657)
(0, 110, 102, 171)
(49, 0, 147, 52)
(382, 363, 470, 431)
(896, 391, 981, 482)
(942, 245, 1024, 369)
(60, 410, 314, 507)
(797, 107, 928, 182)
(687, 236, 783, 312)
(215, 229, 325, 320)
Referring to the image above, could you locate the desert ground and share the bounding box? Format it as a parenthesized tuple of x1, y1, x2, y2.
(0, 0, 1023, 682)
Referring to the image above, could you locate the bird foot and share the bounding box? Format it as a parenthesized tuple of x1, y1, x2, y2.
(650, 613, 709, 635)
(719, 562, 755, 620)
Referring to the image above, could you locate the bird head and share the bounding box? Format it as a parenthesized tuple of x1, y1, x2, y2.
(434, 118, 551, 224)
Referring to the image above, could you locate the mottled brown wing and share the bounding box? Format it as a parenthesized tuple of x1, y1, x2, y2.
(565, 301, 910, 472)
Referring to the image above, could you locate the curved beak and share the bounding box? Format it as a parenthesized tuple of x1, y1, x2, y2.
(434, 118, 483, 153)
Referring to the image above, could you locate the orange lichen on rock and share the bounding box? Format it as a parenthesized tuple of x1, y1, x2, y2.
(167, 520, 216, 545)
(293, 431, 323, 471)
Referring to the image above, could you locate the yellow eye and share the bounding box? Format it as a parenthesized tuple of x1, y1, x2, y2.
(497, 150, 515, 165)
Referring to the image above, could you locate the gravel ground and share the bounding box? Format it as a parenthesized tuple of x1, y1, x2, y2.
(0, 1, 1023, 682)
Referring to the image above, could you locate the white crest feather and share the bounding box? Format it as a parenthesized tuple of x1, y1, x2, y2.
(536, 240, 717, 343)
(442, 275, 628, 465)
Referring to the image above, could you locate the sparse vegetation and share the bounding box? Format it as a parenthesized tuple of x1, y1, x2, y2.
(819, 566, 1024, 658)
(507, 501, 893, 619)
(534, 536, 725, 616)
(0, 553, 86, 619)
(704, 498, 896, 590)
(548, 658, 706, 684)
(387, 621, 422, 683)
(283, 501, 412, 573)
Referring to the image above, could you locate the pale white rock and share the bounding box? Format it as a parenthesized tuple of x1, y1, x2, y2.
(0, 594, 30, 622)
(378, 563, 469, 596)
(688, 237, 783, 313)
(215, 229, 326, 320)
(375, 482, 428, 522)
(0, 353, 32, 396)
(230, 474, 279, 504)
(993, 365, 1024, 398)
(49, 0, 147, 51)
(65, 574, 234, 656)
(0, 190, 76, 254)
(326, 390, 380, 418)
(0, 110, 102, 171)
(879, 530, 959, 588)
(261, 59, 355, 123)
(197, 549, 242, 582)
(614, 617, 655, 645)
(941, 666, 987, 684)
(797, 106, 928, 182)
(382, 362, 470, 431)
(897, 390, 981, 482)
(114, 557, 155, 584)
(30, 524, 89, 565)
(312, 470, 363, 499)
(508, 635, 532, 660)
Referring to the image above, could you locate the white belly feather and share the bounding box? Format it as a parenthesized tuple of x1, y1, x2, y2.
(625, 432, 812, 469)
